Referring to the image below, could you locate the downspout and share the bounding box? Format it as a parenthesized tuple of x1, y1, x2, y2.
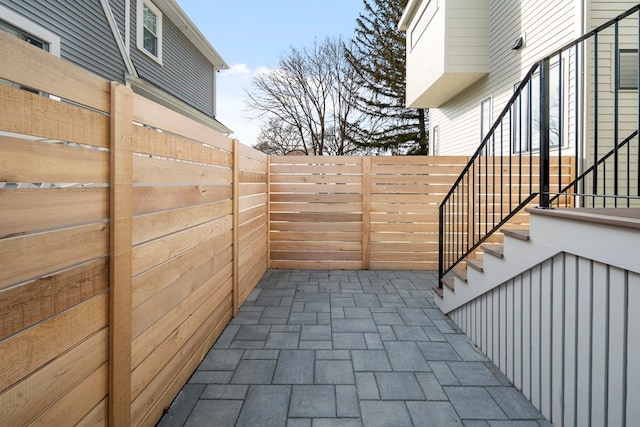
(125, 0, 131, 53)
(578, 0, 589, 196)
(100, 0, 138, 78)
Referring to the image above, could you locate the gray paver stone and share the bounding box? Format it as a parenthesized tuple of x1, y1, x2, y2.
(384, 341, 431, 372)
(315, 360, 355, 384)
(406, 401, 462, 426)
(445, 386, 507, 420)
(198, 349, 243, 371)
(157, 384, 205, 427)
(486, 387, 544, 419)
(301, 325, 332, 341)
(201, 384, 248, 399)
(375, 372, 425, 400)
(236, 385, 291, 427)
(273, 350, 315, 384)
(333, 333, 367, 350)
(417, 341, 462, 361)
(448, 362, 502, 386)
(415, 372, 448, 401)
(184, 400, 242, 427)
(360, 401, 413, 427)
(355, 372, 380, 400)
(289, 385, 336, 418)
(336, 385, 360, 418)
(265, 332, 300, 349)
(352, 350, 392, 371)
(230, 359, 277, 384)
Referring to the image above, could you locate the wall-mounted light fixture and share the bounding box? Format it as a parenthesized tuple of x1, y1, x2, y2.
(511, 34, 525, 51)
(511, 35, 525, 50)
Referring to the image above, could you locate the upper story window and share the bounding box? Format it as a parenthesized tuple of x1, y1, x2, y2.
(618, 49, 638, 90)
(0, 5, 60, 56)
(137, 0, 163, 63)
(512, 60, 566, 154)
(0, 20, 48, 51)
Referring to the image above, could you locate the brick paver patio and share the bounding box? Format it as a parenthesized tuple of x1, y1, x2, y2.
(158, 270, 549, 427)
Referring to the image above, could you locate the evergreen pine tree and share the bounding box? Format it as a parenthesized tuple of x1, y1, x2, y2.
(346, 0, 428, 154)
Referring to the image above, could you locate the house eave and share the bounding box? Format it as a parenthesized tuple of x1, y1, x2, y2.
(127, 75, 233, 135)
(398, 0, 421, 31)
(152, 0, 229, 70)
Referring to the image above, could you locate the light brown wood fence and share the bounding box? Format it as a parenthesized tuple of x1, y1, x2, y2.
(0, 33, 267, 427)
(0, 33, 575, 426)
(269, 156, 470, 270)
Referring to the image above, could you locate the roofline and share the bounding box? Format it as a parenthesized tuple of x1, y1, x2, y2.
(153, 0, 229, 70)
(398, 0, 421, 31)
(128, 75, 233, 135)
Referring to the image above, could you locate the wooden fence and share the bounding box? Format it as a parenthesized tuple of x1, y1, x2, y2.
(0, 32, 267, 426)
(0, 33, 576, 426)
(270, 156, 469, 270)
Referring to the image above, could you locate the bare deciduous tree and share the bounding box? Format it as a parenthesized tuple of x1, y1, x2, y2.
(247, 37, 368, 156)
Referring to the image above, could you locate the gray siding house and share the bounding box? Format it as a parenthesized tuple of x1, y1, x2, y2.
(0, 0, 230, 133)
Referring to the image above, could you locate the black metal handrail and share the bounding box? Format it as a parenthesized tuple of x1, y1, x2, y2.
(439, 4, 640, 282)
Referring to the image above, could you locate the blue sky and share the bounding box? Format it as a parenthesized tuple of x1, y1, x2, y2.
(176, 0, 365, 145)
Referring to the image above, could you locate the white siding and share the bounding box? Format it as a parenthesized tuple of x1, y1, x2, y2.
(433, 0, 580, 155)
(405, 0, 489, 107)
(583, 1, 639, 203)
(451, 254, 640, 426)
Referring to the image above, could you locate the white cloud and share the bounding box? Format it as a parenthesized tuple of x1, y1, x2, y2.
(254, 66, 272, 77)
(216, 63, 269, 147)
(221, 63, 252, 78)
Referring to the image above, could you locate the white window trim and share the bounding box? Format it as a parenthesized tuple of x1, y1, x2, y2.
(0, 5, 60, 56)
(431, 124, 439, 156)
(136, 0, 163, 64)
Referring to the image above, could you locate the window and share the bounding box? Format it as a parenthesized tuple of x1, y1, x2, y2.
(480, 97, 492, 139)
(431, 125, 439, 155)
(480, 98, 493, 154)
(618, 49, 638, 90)
(137, 0, 162, 63)
(0, 16, 56, 94)
(512, 61, 564, 153)
(0, 20, 48, 50)
(0, 5, 60, 56)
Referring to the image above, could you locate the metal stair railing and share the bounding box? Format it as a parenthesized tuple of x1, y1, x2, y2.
(438, 4, 640, 283)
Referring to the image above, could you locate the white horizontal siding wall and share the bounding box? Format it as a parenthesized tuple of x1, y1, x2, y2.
(445, 0, 490, 73)
(451, 253, 640, 426)
(406, 0, 445, 107)
(434, 0, 579, 155)
(583, 2, 639, 203)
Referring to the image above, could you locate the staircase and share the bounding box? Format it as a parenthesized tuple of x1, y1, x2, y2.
(433, 5, 640, 424)
(435, 208, 640, 313)
(437, 208, 640, 425)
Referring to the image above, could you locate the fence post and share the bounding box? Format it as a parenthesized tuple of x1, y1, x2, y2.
(109, 82, 133, 426)
(232, 139, 240, 316)
(539, 57, 551, 208)
(266, 155, 272, 269)
(362, 157, 371, 270)
(438, 203, 444, 284)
